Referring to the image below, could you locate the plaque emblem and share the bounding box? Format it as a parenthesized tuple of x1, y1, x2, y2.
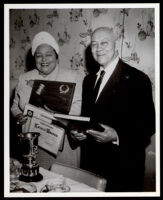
(59, 84, 69, 94)
(36, 84, 45, 95)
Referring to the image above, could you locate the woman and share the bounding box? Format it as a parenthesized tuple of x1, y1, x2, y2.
(11, 31, 82, 169)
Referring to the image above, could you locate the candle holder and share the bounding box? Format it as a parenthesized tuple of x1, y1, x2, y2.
(18, 132, 43, 182)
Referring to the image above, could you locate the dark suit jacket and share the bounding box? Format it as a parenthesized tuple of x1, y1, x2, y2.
(80, 59, 155, 190)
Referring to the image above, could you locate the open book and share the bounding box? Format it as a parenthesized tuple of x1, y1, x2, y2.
(53, 113, 90, 122)
(24, 104, 90, 122)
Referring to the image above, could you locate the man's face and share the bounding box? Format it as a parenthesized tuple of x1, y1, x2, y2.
(91, 29, 116, 68)
(35, 44, 57, 76)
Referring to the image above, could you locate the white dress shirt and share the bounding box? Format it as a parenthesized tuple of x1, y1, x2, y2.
(95, 56, 119, 101)
(94, 56, 119, 145)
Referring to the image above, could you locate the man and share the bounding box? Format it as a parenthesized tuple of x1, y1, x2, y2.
(70, 27, 155, 191)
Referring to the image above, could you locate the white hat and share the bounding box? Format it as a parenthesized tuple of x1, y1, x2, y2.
(32, 31, 59, 56)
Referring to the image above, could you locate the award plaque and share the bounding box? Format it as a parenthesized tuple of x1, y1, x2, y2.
(29, 80, 76, 114)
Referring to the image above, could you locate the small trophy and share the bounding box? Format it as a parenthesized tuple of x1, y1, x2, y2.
(18, 132, 43, 182)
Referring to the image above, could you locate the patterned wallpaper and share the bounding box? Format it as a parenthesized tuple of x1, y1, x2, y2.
(10, 8, 155, 93)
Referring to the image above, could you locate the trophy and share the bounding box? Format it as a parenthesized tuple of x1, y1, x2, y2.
(18, 132, 43, 182)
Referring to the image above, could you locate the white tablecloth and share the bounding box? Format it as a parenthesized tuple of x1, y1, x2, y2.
(11, 167, 100, 193)
(37, 167, 100, 192)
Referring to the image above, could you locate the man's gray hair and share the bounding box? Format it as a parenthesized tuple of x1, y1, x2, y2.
(91, 26, 117, 41)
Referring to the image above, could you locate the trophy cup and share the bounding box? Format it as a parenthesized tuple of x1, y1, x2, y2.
(18, 132, 43, 182)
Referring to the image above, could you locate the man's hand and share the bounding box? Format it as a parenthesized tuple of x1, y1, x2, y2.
(70, 129, 87, 141)
(86, 123, 117, 143)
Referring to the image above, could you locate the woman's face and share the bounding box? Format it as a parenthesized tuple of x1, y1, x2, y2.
(35, 44, 58, 76)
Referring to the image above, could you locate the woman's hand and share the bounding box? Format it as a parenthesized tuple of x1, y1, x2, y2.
(86, 123, 117, 143)
(16, 113, 28, 125)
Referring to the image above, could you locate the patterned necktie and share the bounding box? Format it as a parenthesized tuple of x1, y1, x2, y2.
(93, 70, 105, 102)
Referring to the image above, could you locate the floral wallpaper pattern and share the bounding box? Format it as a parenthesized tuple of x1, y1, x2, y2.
(10, 8, 155, 92)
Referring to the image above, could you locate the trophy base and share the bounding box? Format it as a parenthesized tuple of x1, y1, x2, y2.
(19, 173, 43, 182)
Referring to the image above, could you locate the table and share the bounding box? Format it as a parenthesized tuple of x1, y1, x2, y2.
(10, 167, 100, 193)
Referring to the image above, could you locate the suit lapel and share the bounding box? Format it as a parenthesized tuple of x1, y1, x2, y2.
(96, 59, 128, 104)
(89, 74, 97, 90)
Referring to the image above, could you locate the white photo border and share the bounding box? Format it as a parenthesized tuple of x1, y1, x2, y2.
(4, 3, 160, 197)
